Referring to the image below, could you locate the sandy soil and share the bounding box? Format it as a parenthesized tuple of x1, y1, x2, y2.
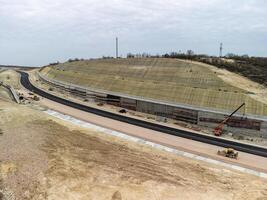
(0, 70, 21, 90)
(184, 60, 267, 105)
(25, 70, 267, 172)
(0, 69, 267, 199)
(29, 69, 267, 147)
(40, 58, 267, 115)
(0, 87, 12, 102)
(0, 100, 267, 200)
(34, 95, 267, 173)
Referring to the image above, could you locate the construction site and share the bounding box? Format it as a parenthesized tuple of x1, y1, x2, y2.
(0, 59, 267, 199)
(37, 58, 267, 137)
(0, 66, 267, 200)
(1, 0, 267, 199)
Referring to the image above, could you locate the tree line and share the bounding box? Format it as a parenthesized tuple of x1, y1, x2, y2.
(126, 51, 267, 86)
(48, 51, 267, 86)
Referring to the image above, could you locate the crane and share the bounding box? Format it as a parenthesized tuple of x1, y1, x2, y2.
(213, 103, 245, 136)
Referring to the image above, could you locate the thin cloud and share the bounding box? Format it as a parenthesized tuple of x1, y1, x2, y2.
(0, 0, 266, 66)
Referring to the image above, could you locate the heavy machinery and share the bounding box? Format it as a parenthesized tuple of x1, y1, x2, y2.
(213, 103, 245, 136)
(33, 95, 40, 101)
(217, 148, 238, 159)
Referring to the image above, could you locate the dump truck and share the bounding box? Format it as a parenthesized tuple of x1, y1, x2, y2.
(217, 148, 238, 159)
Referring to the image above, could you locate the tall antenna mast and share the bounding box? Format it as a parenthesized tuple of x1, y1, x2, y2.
(219, 43, 223, 58)
(116, 37, 118, 58)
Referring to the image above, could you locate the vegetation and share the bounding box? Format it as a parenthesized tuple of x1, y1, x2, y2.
(199, 56, 267, 86)
(40, 58, 267, 116)
(126, 52, 267, 86)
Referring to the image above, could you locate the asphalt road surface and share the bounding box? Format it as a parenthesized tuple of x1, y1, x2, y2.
(18, 71, 267, 158)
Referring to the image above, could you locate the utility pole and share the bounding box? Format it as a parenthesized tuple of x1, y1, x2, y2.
(219, 43, 223, 58)
(116, 37, 118, 58)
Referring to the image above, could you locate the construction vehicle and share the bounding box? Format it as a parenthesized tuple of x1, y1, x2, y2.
(217, 148, 238, 159)
(213, 103, 245, 136)
(33, 95, 40, 101)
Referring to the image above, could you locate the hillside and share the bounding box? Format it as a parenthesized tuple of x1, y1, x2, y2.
(0, 69, 21, 89)
(40, 58, 267, 116)
(199, 56, 267, 86)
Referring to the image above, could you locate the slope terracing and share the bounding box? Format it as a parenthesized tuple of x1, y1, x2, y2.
(40, 58, 267, 116)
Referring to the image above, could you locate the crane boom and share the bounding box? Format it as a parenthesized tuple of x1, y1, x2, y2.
(214, 103, 245, 136)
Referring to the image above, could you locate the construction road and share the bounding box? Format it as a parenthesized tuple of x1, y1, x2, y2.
(18, 71, 267, 174)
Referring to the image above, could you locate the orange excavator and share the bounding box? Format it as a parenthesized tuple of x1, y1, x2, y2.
(213, 103, 245, 136)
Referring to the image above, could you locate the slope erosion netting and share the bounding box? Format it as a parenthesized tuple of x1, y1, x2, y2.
(40, 58, 267, 116)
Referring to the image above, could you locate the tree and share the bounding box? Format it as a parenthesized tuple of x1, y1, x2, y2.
(186, 50, 194, 56)
(225, 53, 236, 58)
(127, 53, 135, 58)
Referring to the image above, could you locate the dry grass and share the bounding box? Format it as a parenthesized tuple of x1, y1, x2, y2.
(0, 100, 267, 199)
(0, 70, 21, 89)
(41, 58, 267, 116)
(0, 87, 12, 102)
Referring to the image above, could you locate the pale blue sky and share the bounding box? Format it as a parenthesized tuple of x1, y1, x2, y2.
(0, 0, 266, 66)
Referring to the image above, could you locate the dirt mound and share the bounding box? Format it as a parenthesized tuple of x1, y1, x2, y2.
(40, 58, 267, 116)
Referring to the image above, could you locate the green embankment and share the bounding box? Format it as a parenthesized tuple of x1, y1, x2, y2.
(40, 58, 267, 116)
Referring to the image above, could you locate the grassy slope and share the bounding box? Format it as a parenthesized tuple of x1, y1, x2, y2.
(40, 58, 267, 116)
(0, 69, 21, 89)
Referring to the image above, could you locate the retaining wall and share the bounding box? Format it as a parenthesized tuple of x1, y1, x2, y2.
(37, 72, 267, 136)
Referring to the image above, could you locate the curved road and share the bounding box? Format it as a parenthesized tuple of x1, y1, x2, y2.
(19, 71, 267, 157)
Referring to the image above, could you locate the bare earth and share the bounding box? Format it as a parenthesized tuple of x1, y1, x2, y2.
(29, 68, 267, 147)
(1, 96, 267, 199)
(1, 69, 267, 199)
(0, 70, 21, 90)
(185, 59, 267, 105)
(41, 58, 267, 115)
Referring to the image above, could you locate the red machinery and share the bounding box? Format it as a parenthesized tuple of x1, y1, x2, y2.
(213, 103, 245, 136)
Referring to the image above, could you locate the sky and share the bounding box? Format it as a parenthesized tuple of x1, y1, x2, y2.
(0, 0, 266, 66)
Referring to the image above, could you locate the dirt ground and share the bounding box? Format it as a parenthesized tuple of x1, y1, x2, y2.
(40, 58, 267, 116)
(1, 96, 267, 200)
(1, 68, 267, 199)
(29, 69, 267, 147)
(0, 70, 21, 90)
(185, 60, 267, 105)
(0, 87, 12, 102)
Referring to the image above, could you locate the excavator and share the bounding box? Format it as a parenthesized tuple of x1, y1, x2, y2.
(213, 103, 245, 136)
